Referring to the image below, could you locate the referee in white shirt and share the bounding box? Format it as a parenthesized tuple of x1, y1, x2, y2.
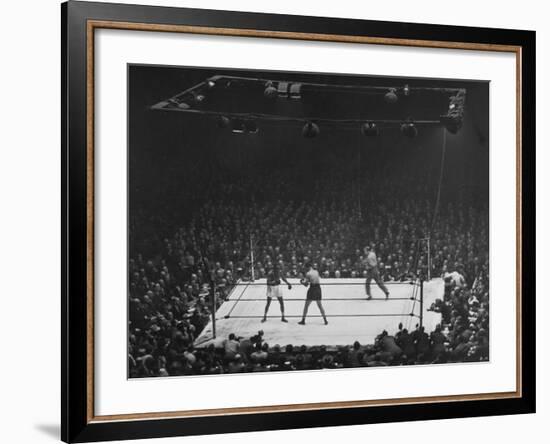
(364, 245, 390, 300)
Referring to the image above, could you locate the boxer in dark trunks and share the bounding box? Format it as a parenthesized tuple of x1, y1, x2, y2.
(298, 263, 328, 325)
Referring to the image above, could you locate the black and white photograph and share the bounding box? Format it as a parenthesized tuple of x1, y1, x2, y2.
(0, 0, 541, 442)
(128, 65, 489, 378)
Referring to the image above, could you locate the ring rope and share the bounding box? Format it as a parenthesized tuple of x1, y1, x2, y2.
(221, 313, 421, 320)
(225, 282, 250, 318)
(226, 297, 420, 302)
(221, 280, 422, 321)
(227, 281, 419, 286)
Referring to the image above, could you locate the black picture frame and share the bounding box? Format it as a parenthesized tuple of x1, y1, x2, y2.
(62, 1, 536, 442)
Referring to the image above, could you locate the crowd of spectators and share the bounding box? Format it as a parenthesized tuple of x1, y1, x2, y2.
(128, 160, 489, 378)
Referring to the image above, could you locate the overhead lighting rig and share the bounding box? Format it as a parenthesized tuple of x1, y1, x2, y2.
(151, 75, 467, 137)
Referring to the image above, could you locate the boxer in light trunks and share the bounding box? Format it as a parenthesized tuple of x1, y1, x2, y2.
(298, 263, 328, 325)
(364, 245, 390, 300)
(261, 264, 291, 323)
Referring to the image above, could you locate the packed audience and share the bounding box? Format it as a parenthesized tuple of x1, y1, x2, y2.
(128, 158, 489, 377)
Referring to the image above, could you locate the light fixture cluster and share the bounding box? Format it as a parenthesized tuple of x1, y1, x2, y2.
(299, 120, 420, 139)
(263, 82, 413, 104)
(302, 121, 320, 138)
(383, 84, 411, 103)
(215, 118, 421, 138)
(164, 90, 206, 111)
(400, 120, 418, 138)
(263, 81, 303, 100)
(384, 88, 399, 104)
(263, 81, 278, 99)
(440, 90, 466, 134)
(217, 116, 259, 134)
(361, 122, 379, 137)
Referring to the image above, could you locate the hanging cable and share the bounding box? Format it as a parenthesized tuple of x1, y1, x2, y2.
(357, 127, 362, 219)
(411, 238, 422, 277)
(430, 127, 448, 235)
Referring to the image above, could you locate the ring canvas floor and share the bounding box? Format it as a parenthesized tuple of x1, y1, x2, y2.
(195, 278, 443, 347)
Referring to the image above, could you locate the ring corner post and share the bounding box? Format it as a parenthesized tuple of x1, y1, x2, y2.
(211, 285, 217, 340)
(419, 278, 424, 330)
(427, 237, 431, 281)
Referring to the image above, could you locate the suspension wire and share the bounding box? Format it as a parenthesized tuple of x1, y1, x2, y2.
(156, 106, 445, 126)
(357, 125, 362, 219)
(250, 233, 255, 281)
(156, 75, 465, 105)
(204, 75, 466, 94)
(430, 127, 448, 236)
(411, 238, 422, 278)
(407, 131, 447, 280)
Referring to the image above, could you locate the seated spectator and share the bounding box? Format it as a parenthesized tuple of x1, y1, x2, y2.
(223, 333, 240, 360)
(250, 343, 269, 364)
(348, 341, 363, 368)
(412, 326, 430, 360)
(376, 330, 403, 361)
(228, 354, 246, 373)
(396, 328, 415, 359)
(430, 325, 447, 359)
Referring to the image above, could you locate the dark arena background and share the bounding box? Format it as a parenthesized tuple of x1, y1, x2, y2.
(127, 64, 489, 378)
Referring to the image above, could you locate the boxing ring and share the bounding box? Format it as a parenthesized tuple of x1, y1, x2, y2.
(194, 278, 443, 348)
